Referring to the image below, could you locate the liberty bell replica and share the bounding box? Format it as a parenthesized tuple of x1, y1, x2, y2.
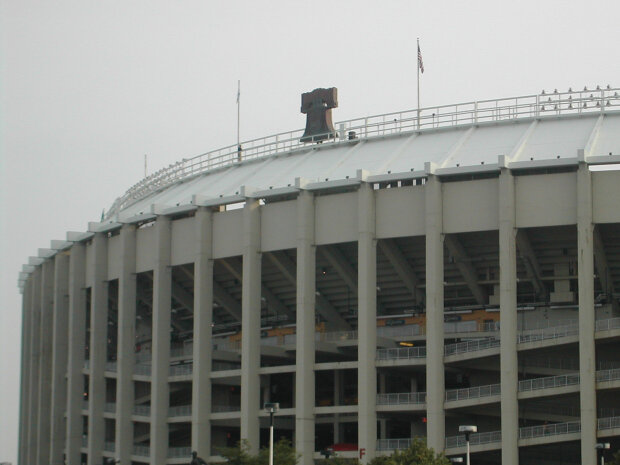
(300, 87, 338, 143)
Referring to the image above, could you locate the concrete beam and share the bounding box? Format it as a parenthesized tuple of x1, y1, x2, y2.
(178, 266, 242, 321)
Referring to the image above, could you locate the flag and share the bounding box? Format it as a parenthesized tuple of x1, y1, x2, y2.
(418, 44, 424, 74)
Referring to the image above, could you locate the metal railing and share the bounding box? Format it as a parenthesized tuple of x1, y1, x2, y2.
(596, 368, 620, 383)
(170, 342, 193, 358)
(377, 325, 424, 338)
(133, 445, 150, 457)
(597, 416, 620, 430)
(445, 383, 500, 402)
(445, 430, 502, 449)
(376, 346, 426, 360)
(133, 404, 151, 416)
(519, 420, 580, 439)
(168, 446, 192, 458)
(104, 441, 116, 452)
(105, 87, 620, 219)
(105, 361, 117, 372)
(518, 373, 580, 392)
(444, 338, 500, 356)
(169, 405, 192, 417)
(376, 392, 426, 405)
(104, 402, 116, 413)
(517, 323, 579, 344)
(318, 330, 359, 343)
(81, 436, 88, 448)
(376, 438, 412, 451)
(134, 364, 151, 376)
(212, 405, 241, 413)
(169, 363, 193, 376)
(596, 317, 620, 332)
(82, 400, 88, 411)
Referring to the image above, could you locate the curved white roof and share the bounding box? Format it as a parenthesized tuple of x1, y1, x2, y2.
(105, 88, 620, 221)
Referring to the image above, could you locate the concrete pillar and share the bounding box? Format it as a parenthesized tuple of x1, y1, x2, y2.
(151, 216, 172, 465)
(66, 243, 87, 465)
(87, 233, 108, 465)
(425, 175, 445, 452)
(358, 182, 377, 462)
(28, 267, 42, 465)
(115, 224, 137, 464)
(295, 190, 316, 465)
(578, 163, 597, 465)
(333, 371, 341, 444)
(50, 253, 70, 465)
(499, 168, 518, 465)
(18, 277, 33, 465)
(192, 207, 214, 457)
(37, 260, 55, 465)
(240, 199, 261, 453)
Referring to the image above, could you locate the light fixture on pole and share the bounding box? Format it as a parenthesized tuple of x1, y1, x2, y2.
(596, 442, 610, 465)
(265, 402, 280, 465)
(458, 425, 477, 465)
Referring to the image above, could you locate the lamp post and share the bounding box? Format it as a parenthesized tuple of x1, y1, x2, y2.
(265, 402, 280, 465)
(458, 425, 477, 465)
(596, 443, 610, 465)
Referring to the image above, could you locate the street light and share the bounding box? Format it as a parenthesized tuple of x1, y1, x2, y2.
(265, 402, 280, 465)
(596, 443, 611, 465)
(458, 425, 477, 465)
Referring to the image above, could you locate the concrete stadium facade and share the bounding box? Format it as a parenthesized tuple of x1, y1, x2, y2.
(17, 88, 620, 465)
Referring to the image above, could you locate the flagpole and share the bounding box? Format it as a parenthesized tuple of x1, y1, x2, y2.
(417, 38, 420, 129)
(237, 80, 241, 161)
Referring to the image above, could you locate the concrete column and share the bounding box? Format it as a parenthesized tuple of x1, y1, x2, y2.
(240, 199, 261, 453)
(499, 168, 518, 465)
(192, 207, 214, 457)
(151, 216, 172, 465)
(333, 371, 341, 444)
(50, 253, 70, 465)
(18, 277, 33, 465)
(578, 163, 597, 465)
(425, 175, 445, 452)
(358, 182, 377, 462)
(66, 243, 87, 465)
(37, 260, 55, 465)
(28, 268, 42, 465)
(115, 224, 137, 464)
(87, 233, 108, 465)
(295, 190, 316, 465)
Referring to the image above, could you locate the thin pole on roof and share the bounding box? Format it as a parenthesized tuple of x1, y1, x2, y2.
(237, 80, 242, 161)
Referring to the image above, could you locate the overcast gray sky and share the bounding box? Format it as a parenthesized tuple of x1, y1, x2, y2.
(1, 0, 620, 462)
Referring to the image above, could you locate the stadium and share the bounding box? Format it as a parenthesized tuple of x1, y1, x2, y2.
(17, 86, 620, 465)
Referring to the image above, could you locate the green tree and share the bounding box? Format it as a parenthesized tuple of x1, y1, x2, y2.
(608, 449, 620, 465)
(256, 439, 300, 465)
(216, 440, 257, 465)
(368, 439, 450, 465)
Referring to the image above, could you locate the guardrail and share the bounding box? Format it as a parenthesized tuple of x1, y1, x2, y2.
(377, 438, 412, 451)
(134, 364, 151, 376)
(105, 361, 117, 372)
(376, 392, 426, 405)
(104, 441, 116, 452)
(133, 445, 150, 457)
(376, 346, 426, 360)
(596, 317, 620, 332)
(169, 446, 192, 458)
(445, 430, 502, 449)
(518, 420, 580, 440)
(81, 436, 88, 448)
(445, 383, 500, 402)
(445, 338, 500, 356)
(169, 405, 192, 417)
(104, 402, 116, 413)
(133, 404, 151, 416)
(169, 363, 193, 376)
(517, 323, 579, 344)
(597, 368, 620, 383)
(171, 343, 194, 358)
(597, 416, 620, 430)
(105, 87, 620, 219)
(212, 405, 241, 413)
(518, 373, 580, 392)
